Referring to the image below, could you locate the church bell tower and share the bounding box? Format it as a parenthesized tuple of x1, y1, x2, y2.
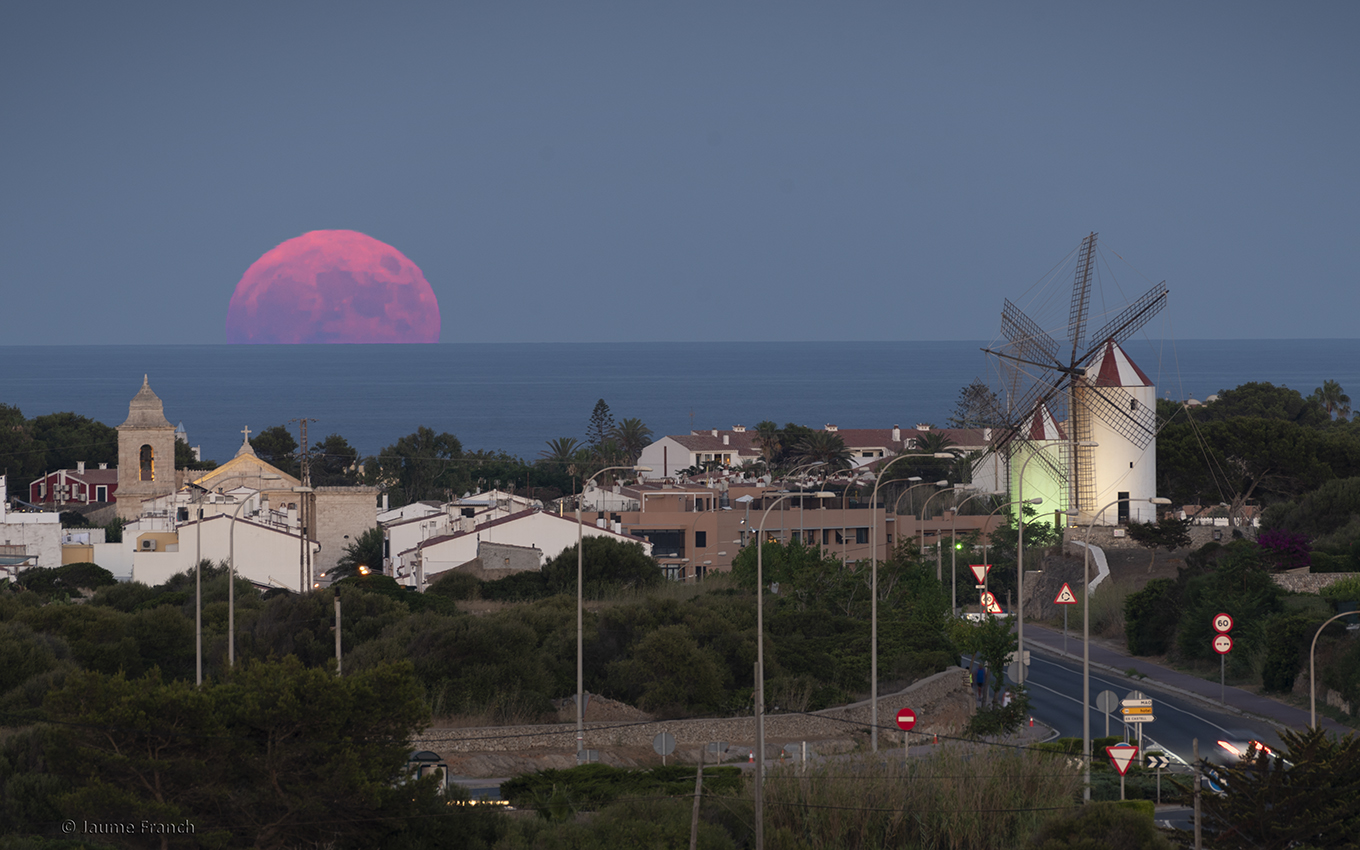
(116, 375, 177, 520)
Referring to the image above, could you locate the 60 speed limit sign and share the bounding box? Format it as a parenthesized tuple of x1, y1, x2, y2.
(1213, 613, 1234, 633)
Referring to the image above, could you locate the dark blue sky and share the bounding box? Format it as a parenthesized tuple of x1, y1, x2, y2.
(3, 1, 1355, 344)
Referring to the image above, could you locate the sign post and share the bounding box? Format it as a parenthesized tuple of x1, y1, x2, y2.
(970, 565, 991, 617)
(1121, 693, 1153, 750)
(1095, 690, 1119, 737)
(1145, 752, 1170, 804)
(1054, 583, 1078, 653)
(1213, 614, 1233, 704)
(1106, 743, 1139, 800)
(896, 707, 917, 762)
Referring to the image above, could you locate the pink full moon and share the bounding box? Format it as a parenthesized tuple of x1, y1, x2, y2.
(225, 230, 441, 344)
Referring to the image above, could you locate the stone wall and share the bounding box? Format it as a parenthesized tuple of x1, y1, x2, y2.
(1272, 570, 1358, 594)
(416, 667, 975, 770)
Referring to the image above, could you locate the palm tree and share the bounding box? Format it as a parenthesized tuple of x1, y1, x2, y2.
(914, 430, 958, 456)
(1313, 380, 1352, 422)
(793, 431, 852, 471)
(754, 420, 782, 465)
(540, 437, 582, 465)
(610, 418, 653, 464)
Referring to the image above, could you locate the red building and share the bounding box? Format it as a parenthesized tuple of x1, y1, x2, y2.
(29, 462, 118, 506)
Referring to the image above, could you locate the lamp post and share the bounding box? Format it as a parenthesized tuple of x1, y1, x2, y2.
(1077, 495, 1170, 800)
(867, 452, 954, 752)
(576, 465, 650, 755)
(950, 490, 1003, 614)
(1015, 441, 1097, 685)
(920, 484, 965, 581)
(755, 488, 835, 850)
(228, 472, 282, 668)
(1311, 612, 1356, 728)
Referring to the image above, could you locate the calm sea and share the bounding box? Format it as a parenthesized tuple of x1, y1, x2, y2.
(2, 340, 1357, 466)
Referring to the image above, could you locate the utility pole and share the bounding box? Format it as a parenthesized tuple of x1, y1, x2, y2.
(291, 418, 317, 591)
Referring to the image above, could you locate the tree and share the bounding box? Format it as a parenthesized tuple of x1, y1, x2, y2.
(311, 433, 361, 485)
(1192, 381, 1328, 426)
(610, 418, 653, 464)
(0, 403, 46, 484)
(792, 430, 851, 471)
(175, 435, 217, 470)
(586, 399, 615, 449)
(754, 420, 782, 465)
(1126, 514, 1193, 572)
(948, 379, 1003, 429)
(1310, 379, 1352, 423)
(1026, 800, 1175, 849)
(28, 411, 117, 472)
(1198, 727, 1360, 849)
(334, 526, 385, 579)
(250, 424, 300, 477)
(541, 536, 661, 597)
(369, 426, 465, 505)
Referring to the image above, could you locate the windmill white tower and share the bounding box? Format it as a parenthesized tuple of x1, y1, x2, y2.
(983, 233, 1168, 526)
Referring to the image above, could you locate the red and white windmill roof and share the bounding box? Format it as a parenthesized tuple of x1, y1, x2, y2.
(1085, 340, 1152, 388)
(1025, 402, 1067, 441)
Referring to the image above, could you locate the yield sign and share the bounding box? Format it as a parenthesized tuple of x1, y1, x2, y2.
(1106, 744, 1139, 776)
(969, 564, 991, 584)
(1053, 583, 1078, 605)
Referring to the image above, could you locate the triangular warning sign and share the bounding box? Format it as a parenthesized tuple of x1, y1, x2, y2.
(1054, 583, 1078, 605)
(1106, 744, 1139, 776)
(969, 564, 991, 584)
(986, 599, 1003, 614)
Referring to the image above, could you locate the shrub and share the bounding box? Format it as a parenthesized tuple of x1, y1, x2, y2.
(1320, 574, 1360, 602)
(427, 570, 480, 600)
(1124, 579, 1177, 656)
(1257, 528, 1312, 572)
(1026, 800, 1173, 849)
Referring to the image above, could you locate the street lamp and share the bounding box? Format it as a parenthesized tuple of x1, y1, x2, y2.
(576, 465, 650, 755)
(1311, 612, 1356, 727)
(867, 452, 954, 752)
(1076, 495, 1170, 800)
(228, 472, 282, 668)
(755, 488, 835, 850)
(920, 484, 966, 581)
(1015, 441, 1097, 685)
(950, 490, 1003, 614)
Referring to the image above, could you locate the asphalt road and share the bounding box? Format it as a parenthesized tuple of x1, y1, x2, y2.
(1016, 648, 1284, 770)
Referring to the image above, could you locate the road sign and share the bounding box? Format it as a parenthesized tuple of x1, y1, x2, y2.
(1213, 612, 1234, 633)
(1121, 706, 1154, 715)
(896, 707, 917, 731)
(652, 732, 676, 756)
(985, 595, 1003, 614)
(1096, 690, 1120, 714)
(1106, 744, 1139, 776)
(1054, 583, 1078, 604)
(1145, 753, 1171, 770)
(969, 564, 991, 584)
(576, 749, 599, 763)
(1213, 633, 1233, 654)
(980, 591, 996, 606)
(1122, 698, 1153, 709)
(1122, 714, 1155, 724)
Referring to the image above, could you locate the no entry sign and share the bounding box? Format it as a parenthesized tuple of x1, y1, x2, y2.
(895, 708, 917, 731)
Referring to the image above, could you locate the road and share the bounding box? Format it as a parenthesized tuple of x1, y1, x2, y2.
(1016, 648, 1284, 769)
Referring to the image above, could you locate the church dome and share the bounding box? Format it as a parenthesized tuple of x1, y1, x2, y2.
(118, 375, 173, 429)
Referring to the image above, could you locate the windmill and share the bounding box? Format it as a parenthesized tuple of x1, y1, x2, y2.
(982, 233, 1168, 523)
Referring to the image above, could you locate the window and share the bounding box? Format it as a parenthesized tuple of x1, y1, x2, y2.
(855, 527, 869, 545)
(823, 529, 831, 545)
(140, 444, 154, 481)
(695, 531, 707, 548)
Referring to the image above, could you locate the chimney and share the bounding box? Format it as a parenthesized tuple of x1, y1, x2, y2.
(891, 425, 900, 442)
(732, 424, 746, 432)
(712, 429, 718, 437)
(99, 463, 107, 470)
(983, 428, 992, 441)
(915, 423, 931, 431)
(723, 434, 729, 445)
(825, 424, 838, 431)
(77, 461, 85, 474)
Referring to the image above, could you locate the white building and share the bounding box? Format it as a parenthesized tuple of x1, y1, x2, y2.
(0, 474, 62, 579)
(380, 490, 541, 576)
(397, 509, 652, 590)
